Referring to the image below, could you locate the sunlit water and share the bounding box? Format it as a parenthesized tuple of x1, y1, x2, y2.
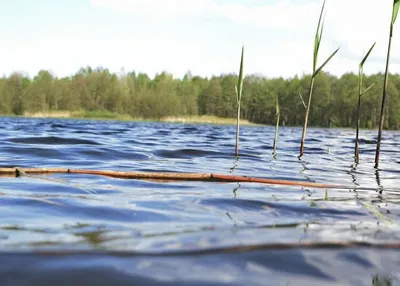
(0, 117, 399, 285)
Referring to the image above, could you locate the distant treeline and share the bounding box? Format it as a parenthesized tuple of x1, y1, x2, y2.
(0, 67, 399, 129)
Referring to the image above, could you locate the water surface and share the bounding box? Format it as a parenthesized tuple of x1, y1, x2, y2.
(0, 117, 399, 285)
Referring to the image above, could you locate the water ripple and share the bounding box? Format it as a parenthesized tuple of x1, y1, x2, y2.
(0, 117, 400, 284)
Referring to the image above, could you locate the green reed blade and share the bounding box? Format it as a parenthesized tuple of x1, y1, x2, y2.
(360, 42, 376, 68)
(237, 46, 244, 103)
(361, 82, 376, 96)
(312, 47, 340, 77)
(392, 0, 400, 25)
(313, 0, 326, 72)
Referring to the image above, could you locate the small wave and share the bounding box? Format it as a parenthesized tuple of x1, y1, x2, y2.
(198, 198, 366, 218)
(154, 148, 222, 159)
(8, 136, 100, 145)
(353, 138, 377, 144)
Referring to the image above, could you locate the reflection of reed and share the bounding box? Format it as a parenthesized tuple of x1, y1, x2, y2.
(226, 212, 238, 227)
(229, 157, 239, 174)
(299, 159, 312, 184)
(229, 157, 241, 196)
(372, 274, 393, 286)
(349, 163, 360, 187)
(232, 183, 241, 198)
(375, 169, 384, 194)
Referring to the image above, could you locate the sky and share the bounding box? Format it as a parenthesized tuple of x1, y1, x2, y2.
(0, 0, 399, 79)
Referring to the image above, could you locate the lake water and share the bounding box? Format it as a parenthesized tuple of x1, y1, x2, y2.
(0, 116, 399, 285)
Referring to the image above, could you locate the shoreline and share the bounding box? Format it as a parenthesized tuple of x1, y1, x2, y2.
(2, 111, 259, 126)
(0, 112, 386, 130)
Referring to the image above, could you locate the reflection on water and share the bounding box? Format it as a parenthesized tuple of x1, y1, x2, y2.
(0, 117, 399, 285)
(372, 275, 394, 286)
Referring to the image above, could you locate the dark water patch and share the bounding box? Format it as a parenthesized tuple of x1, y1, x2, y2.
(259, 145, 273, 150)
(181, 126, 199, 133)
(113, 128, 131, 133)
(50, 123, 67, 129)
(72, 130, 100, 135)
(304, 138, 323, 143)
(155, 130, 171, 136)
(97, 131, 122, 136)
(154, 149, 223, 159)
(302, 147, 327, 154)
(8, 136, 100, 145)
(355, 138, 377, 144)
(1, 146, 64, 158)
(76, 147, 149, 161)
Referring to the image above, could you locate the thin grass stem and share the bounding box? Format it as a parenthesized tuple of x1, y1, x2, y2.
(375, 1, 399, 167)
(355, 42, 375, 163)
(299, 0, 339, 158)
(235, 46, 244, 158)
(273, 93, 280, 156)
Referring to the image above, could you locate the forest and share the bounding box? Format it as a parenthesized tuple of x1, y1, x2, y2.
(0, 67, 399, 129)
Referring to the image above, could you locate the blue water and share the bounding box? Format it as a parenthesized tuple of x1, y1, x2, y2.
(0, 117, 399, 285)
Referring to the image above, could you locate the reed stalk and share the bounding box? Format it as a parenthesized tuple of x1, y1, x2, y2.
(272, 93, 280, 156)
(235, 46, 244, 158)
(355, 43, 376, 163)
(375, 0, 399, 168)
(299, 0, 340, 158)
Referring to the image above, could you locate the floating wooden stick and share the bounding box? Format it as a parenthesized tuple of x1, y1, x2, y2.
(0, 167, 370, 190)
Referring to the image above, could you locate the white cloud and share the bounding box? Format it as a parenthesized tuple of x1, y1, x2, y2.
(2, 0, 399, 79)
(89, 0, 321, 30)
(88, 0, 400, 77)
(89, 0, 218, 17)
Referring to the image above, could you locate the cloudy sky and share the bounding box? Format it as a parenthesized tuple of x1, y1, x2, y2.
(0, 0, 399, 79)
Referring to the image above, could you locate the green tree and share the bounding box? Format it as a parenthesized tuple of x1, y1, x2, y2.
(3, 73, 29, 115)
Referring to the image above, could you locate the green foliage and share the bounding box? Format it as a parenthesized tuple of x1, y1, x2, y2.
(1, 67, 400, 130)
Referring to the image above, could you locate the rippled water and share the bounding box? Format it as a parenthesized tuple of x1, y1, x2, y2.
(0, 117, 399, 285)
